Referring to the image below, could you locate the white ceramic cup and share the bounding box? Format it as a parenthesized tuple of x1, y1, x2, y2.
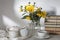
(20, 28, 28, 37)
(37, 31, 47, 38)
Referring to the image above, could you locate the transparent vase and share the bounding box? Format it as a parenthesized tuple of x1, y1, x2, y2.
(26, 22, 35, 37)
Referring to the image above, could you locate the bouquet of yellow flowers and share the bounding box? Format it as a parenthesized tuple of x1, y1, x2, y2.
(19, 2, 46, 25)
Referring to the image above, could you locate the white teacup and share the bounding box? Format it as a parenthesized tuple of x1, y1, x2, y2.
(37, 31, 47, 38)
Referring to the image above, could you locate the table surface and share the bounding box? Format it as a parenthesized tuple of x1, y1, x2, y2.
(25, 35, 60, 40)
(0, 29, 60, 40)
(0, 35, 60, 40)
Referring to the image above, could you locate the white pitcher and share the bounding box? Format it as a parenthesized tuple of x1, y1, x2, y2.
(20, 28, 28, 37)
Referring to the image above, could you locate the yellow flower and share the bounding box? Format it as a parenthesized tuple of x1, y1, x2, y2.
(36, 7, 41, 12)
(36, 13, 42, 17)
(25, 4, 34, 13)
(36, 7, 46, 18)
(41, 11, 46, 18)
(19, 9, 23, 12)
(26, 16, 31, 20)
(36, 7, 42, 17)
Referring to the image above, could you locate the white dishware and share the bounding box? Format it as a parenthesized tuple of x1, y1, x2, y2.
(37, 31, 47, 38)
(8, 31, 19, 38)
(20, 28, 28, 37)
(0, 30, 6, 38)
(9, 38, 18, 40)
(7, 26, 19, 38)
(0, 37, 8, 40)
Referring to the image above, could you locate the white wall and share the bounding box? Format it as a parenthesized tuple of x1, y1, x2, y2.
(15, 0, 60, 15)
(0, 0, 21, 29)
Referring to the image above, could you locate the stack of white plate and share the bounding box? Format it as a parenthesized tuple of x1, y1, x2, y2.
(7, 26, 19, 38)
(0, 30, 8, 40)
(0, 30, 6, 38)
(0, 37, 8, 40)
(9, 38, 19, 40)
(8, 31, 19, 38)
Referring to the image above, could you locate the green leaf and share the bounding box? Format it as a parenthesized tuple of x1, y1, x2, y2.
(22, 13, 26, 15)
(22, 15, 29, 19)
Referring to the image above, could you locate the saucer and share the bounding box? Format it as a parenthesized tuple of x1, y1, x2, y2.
(34, 34, 50, 39)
